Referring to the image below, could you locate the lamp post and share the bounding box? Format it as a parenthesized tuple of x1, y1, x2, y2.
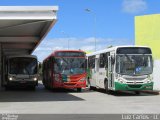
(61, 31, 70, 50)
(85, 8, 97, 51)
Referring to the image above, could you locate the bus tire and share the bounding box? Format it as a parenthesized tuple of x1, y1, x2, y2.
(104, 80, 110, 94)
(90, 86, 96, 90)
(77, 88, 82, 92)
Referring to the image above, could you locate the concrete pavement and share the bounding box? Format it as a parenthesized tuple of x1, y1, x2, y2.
(0, 82, 160, 114)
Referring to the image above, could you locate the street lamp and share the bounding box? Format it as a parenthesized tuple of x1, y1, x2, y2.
(85, 8, 97, 51)
(61, 31, 70, 50)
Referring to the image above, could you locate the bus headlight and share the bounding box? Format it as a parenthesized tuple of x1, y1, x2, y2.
(147, 75, 152, 81)
(147, 80, 151, 83)
(80, 77, 86, 82)
(119, 80, 123, 83)
(116, 74, 122, 79)
(8, 76, 15, 81)
(33, 77, 37, 81)
(146, 75, 153, 83)
(9, 77, 13, 81)
(118, 78, 125, 84)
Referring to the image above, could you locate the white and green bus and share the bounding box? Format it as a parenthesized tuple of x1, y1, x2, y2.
(87, 46, 153, 94)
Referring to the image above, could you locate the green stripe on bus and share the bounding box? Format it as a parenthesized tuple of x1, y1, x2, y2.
(114, 82, 153, 91)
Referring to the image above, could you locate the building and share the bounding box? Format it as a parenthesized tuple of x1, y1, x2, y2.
(0, 6, 58, 86)
(135, 14, 160, 90)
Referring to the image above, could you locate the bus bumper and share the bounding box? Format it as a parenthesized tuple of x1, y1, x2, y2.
(55, 81, 86, 89)
(7, 80, 38, 87)
(114, 82, 153, 91)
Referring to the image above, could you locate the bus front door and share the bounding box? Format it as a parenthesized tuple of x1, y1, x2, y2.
(95, 57, 99, 87)
(108, 56, 114, 89)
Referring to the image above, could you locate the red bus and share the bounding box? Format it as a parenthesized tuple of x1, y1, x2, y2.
(42, 50, 87, 92)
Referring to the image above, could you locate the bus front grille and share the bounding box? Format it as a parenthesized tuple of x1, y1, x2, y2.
(127, 82, 143, 84)
(124, 78, 146, 81)
(128, 85, 142, 88)
(64, 83, 76, 86)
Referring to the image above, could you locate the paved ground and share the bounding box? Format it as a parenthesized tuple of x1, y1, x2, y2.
(0, 82, 160, 114)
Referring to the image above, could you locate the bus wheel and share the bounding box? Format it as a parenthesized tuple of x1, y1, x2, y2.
(105, 80, 110, 94)
(90, 86, 95, 90)
(135, 91, 140, 95)
(77, 88, 82, 92)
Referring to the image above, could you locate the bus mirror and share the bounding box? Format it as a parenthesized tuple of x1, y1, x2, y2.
(111, 56, 115, 64)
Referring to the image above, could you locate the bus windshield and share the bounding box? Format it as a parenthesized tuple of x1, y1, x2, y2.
(9, 57, 37, 75)
(54, 57, 86, 75)
(116, 55, 153, 75)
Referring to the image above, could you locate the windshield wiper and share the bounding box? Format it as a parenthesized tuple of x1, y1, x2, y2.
(61, 57, 69, 64)
(25, 68, 30, 76)
(125, 54, 133, 63)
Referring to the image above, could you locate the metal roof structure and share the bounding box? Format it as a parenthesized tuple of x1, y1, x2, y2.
(0, 6, 58, 56)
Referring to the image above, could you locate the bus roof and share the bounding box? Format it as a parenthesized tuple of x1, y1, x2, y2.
(0, 6, 58, 56)
(7, 55, 37, 59)
(43, 50, 86, 62)
(87, 45, 151, 56)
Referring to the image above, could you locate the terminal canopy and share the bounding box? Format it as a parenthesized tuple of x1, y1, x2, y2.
(0, 6, 58, 56)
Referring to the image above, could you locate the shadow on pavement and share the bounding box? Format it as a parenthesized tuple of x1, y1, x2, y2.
(111, 91, 157, 97)
(0, 83, 85, 102)
(90, 88, 158, 97)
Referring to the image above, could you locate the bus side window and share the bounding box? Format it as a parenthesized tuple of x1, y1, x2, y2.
(105, 52, 110, 69)
(88, 57, 91, 68)
(42, 62, 45, 73)
(85, 59, 87, 69)
(6, 60, 8, 74)
(43, 61, 47, 80)
(49, 58, 53, 70)
(99, 53, 105, 68)
(46, 60, 49, 71)
(92, 56, 95, 69)
(88, 56, 95, 69)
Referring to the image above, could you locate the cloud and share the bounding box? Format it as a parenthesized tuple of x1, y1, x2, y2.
(32, 37, 133, 62)
(122, 0, 147, 14)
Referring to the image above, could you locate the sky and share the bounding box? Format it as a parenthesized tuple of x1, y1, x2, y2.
(0, 0, 160, 61)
